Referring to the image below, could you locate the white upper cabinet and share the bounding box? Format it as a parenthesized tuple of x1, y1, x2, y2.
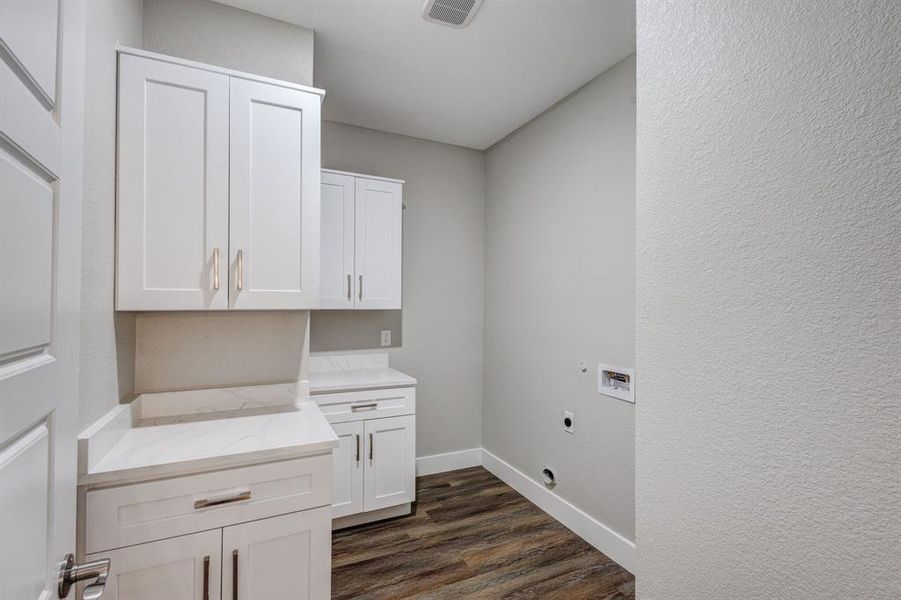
(116, 54, 229, 310)
(116, 49, 323, 311)
(355, 177, 403, 309)
(319, 171, 356, 308)
(229, 78, 320, 309)
(320, 170, 403, 310)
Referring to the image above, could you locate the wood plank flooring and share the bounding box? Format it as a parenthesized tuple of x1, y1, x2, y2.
(332, 467, 634, 599)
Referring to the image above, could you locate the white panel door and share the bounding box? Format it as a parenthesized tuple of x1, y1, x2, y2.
(229, 78, 321, 310)
(354, 178, 403, 309)
(363, 416, 416, 512)
(0, 1, 85, 599)
(331, 421, 364, 519)
(0, 0, 58, 106)
(86, 529, 222, 600)
(320, 172, 356, 309)
(116, 54, 229, 310)
(223, 508, 331, 600)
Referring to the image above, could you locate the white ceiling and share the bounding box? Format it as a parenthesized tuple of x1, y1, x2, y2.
(213, 0, 635, 150)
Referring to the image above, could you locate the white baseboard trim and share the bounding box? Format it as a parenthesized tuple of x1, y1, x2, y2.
(416, 447, 483, 476)
(480, 448, 636, 574)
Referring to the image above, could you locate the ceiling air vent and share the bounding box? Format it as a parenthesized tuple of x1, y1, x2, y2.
(422, 0, 483, 28)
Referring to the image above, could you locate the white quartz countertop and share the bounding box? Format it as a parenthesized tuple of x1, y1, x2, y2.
(310, 367, 416, 393)
(79, 384, 338, 488)
(309, 352, 416, 393)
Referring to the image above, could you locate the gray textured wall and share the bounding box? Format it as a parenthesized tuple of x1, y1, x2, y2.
(79, 0, 142, 430)
(483, 56, 637, 542)
(142, 0, 314, 85)
(636, 1, 901, 597)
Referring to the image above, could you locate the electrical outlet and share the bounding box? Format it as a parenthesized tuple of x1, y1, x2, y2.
(380, 329, 392, 347)
(563, 411, 574, 434)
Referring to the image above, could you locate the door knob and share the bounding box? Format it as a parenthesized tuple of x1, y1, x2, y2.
(58, 553, 110, 599)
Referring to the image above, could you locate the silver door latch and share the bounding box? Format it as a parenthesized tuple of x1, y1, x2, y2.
(58, 553, 110, 600)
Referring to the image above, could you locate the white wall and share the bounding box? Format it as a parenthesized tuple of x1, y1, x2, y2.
(483, 56, 636, 542)
(314, 121, 485, 457)
(142, 0, 314, 85)
(636, 1, 901, 598)
(79, 0, 142, 430)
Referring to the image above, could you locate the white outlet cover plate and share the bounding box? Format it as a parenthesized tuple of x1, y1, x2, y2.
(380, 330, 391, 347)
(598, 363, 635, 404)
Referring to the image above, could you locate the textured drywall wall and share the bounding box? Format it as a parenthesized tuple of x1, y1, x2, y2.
(483, 56, 636, 541)
(310, 310, 402, 352)
(636, 1, 901, 598)
(313, 121, 485, 457)
(142, 0, 314, 85)
(134, 312, 309, 392)
(79, 0, 142, 430)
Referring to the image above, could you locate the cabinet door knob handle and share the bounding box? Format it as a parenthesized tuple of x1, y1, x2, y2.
(347, 274, 352, 301)
(236, 249, 244, 291)
(369, 432, 374, 461)
(355, 433, 360, 463)
(213, 248, 220, 290)
(351, 402, 378, 412)
(359, 274, 363, 301)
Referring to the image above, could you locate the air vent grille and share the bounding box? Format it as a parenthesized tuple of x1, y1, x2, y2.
(422, 0, 483, 28)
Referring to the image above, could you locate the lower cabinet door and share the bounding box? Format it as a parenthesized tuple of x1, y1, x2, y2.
(363, 415, 416, 512)
(86, 529, 221, 600)
(331, 421, 365, 518)
(222, 508, 331, 600)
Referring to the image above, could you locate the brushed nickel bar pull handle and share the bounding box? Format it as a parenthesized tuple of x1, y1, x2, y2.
(347, 274, 352, 301)
(369, 432, 374, 461)
(236, 249, 244, 291)
(359, 274, 363, 301)
(355, 433, 360, 463)
(203, 555, 210, 600)
(193, 490, 251, 510)
(213, 248, 220, 290)
(351, 402, 378, 412)
(232, 549, 238, 600)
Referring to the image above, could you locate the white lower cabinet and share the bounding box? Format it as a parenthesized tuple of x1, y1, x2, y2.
(364, 416, 416, 512)
(330, 422, 364, 518)
(223, 508, 332, 600)
(318, 387, 416, 524)
(82, 456, 333, 599)
(86, 529, 222, 600)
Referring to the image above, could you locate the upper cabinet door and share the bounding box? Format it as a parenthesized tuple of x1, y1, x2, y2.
(117, 54, 229, 310)
(354, 178, 403, 309)
(229, 78, 321, 310)
(320, 172, 356, 309)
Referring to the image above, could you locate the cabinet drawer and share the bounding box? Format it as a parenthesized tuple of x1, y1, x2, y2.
(313, 387, 415, 424)
(85, 455, 331, 554)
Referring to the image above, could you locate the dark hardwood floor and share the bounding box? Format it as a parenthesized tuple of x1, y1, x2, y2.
(332, 467, 634, 599)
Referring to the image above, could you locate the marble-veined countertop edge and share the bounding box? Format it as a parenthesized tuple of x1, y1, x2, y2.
(78, 381, 337, 489)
